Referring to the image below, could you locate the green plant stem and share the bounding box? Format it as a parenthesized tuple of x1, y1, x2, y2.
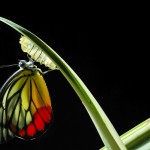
(0, 17, 127, 150)
(100, 118, 150, 150)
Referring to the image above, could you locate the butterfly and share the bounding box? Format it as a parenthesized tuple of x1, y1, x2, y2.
(0, 59, 53, 144)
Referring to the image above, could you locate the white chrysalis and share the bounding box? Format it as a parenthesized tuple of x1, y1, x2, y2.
(19, 36, 57, 70)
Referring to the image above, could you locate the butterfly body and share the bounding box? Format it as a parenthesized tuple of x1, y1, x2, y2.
(0, 60, 53, 144)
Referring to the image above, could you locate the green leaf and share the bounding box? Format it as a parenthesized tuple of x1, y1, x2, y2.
(100, 118, 150, 150)
(0, 16, 127, 150)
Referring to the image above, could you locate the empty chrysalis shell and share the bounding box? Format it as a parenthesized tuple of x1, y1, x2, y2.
(19, 36, 57, 70)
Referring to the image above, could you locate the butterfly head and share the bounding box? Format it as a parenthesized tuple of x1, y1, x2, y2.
(18, 60, 42, 73)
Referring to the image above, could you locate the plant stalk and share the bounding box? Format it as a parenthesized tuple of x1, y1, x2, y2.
(0, 16, 127, 150)
(100, 118, 150, 150)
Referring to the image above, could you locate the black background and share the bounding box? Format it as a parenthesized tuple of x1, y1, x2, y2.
(0, 7, 149, 150)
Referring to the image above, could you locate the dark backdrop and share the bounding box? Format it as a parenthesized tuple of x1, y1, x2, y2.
(0, 11, 148, 150)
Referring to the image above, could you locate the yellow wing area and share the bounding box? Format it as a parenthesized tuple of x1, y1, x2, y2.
(3, 69, 52, 139)
(0, 59, 53, 143)
(21, 70, 51, 113)
(31, 71, 51, 108)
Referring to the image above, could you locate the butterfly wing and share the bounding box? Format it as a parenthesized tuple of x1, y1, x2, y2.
(0, 106, 15, 144)
(0, 68, 53, 142)
(0, 70, 19, 144)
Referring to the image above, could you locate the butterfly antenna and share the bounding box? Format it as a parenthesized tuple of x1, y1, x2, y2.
(0, 64, 18, 69)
